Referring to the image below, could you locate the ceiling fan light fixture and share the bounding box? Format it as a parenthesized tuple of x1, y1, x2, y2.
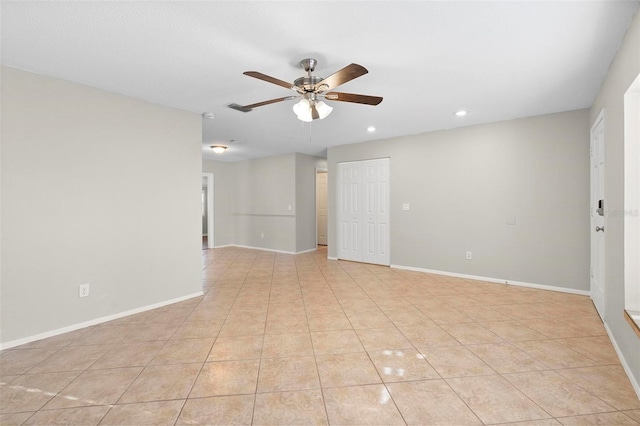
(298, 112, 314, 122)
(293, 98, 333, 122)
(293, 99, 313, 122)
(293, 98, 309, 115)
(315, 101, 333, 120)
(210, 145, 227, 154)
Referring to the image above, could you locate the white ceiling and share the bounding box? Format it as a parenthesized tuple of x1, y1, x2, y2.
(2, 1, 638, 162)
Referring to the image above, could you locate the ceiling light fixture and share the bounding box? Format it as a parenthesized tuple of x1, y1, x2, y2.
(210, 145, 227, 154)
(367, 126, 376, 132)
(293, 96, 333, 122)
(454, 110, 467, 117)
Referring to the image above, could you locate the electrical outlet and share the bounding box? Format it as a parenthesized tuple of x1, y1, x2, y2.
(79, 283, 90, 298)
(466, 251, 472, 260)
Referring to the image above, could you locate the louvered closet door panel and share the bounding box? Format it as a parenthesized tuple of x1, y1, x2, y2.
(337, 162, 363, 262)
(363, 158, 390, 265)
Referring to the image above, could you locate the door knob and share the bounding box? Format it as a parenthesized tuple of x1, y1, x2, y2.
(595, 226, 605, 232)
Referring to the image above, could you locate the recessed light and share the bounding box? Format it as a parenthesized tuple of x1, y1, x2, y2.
(202, 112, 215, 119)
(454, 110, 467, 117)
(210, 145, 227, 154)
(367, 126, 376, 132)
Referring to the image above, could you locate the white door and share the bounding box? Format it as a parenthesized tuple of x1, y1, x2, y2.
(316, 171, 328, 245)
(337, 158, 390, 265)
(363, 159, 390, 265)
(591, 111, 605, 319)
(337, 162, 363, 262)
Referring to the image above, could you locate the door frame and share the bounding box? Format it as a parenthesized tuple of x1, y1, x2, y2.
(315, 167, 328, 247)
(624, 73, 640, 316)
(203, 173, 214, 249)
(590, 109, 605, 319)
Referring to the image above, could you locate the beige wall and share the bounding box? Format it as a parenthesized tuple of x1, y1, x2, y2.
(233, 154, 296, 252)
(328, 109, 590, 292)
(202, 159, 236, 246)
(202, 153, 325, 253)
(1, 67, 203, 346)
(590, 9, 640, 392)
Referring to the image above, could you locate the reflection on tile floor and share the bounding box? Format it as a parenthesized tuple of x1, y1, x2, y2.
(1, 246, 639, 425)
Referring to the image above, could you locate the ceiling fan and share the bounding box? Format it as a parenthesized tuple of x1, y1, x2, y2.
(228, 58, 383, 122)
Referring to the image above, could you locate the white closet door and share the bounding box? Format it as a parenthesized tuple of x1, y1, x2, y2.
(337, 158, 390, 266)
(337, 162, 363, 261)
(363, 158, 390, 265)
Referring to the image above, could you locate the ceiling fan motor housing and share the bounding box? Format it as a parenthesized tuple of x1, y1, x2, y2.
(294, 75, 323, 92)
(295, 59, 331, 93)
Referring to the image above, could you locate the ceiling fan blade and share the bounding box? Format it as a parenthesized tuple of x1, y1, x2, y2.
(243, 96, 297, 110)
(311, 102, 320, 120)
(315, 63, 368, 92)
(324, 92, 383, 105)
(243, 71, 296, 91)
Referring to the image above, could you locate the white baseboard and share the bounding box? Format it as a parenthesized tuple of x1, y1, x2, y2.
(604, 322, 640, 400)
(227, 244, 317, 255)
(208, 244, 317, 255)
(232, 244, 297, 255)
(0, 291, 203, 351)
(389, 264, 590, 296)
(328, 256, 338, 260)
(296, 247, 318, 255)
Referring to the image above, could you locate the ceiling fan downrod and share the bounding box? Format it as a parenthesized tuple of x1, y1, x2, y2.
(294, 58, 323, 92)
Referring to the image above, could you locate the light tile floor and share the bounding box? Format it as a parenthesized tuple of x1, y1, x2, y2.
(1, 246, 639, 425)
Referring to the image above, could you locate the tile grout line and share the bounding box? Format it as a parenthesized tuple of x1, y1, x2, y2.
(173, 247, 248, 425)
(297, 251, 332, 424)
(320, 257, 410, 425)
(250, 250, 276, 425)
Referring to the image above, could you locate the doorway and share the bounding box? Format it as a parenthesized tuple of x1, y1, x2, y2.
(202, 173, 214, 250)
(590, 110, 605, 319)
(316, 169, 328, 246)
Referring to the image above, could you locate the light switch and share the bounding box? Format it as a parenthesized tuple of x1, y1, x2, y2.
(402, 203, 410, 211)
